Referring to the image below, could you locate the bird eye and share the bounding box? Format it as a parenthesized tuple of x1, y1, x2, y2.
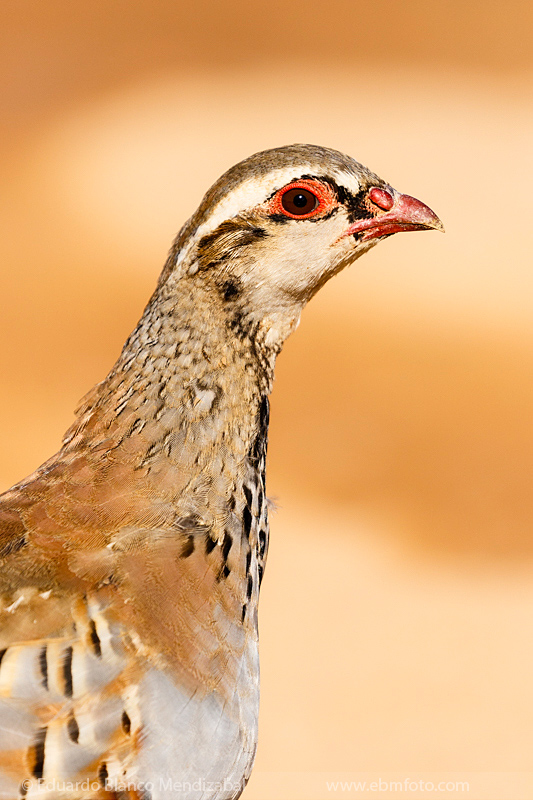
(268, 179, 335, 220)
(281, 188, 319, 217)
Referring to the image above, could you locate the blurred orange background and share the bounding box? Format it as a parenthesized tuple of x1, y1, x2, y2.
(1, 2, 533, 798)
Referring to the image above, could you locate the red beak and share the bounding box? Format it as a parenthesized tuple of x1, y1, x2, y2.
(344, 189, 444, 242)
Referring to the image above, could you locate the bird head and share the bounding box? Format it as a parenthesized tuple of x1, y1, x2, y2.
(164, 144, 443, 348)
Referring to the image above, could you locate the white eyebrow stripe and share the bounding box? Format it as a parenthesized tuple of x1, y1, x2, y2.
(191, 165, 362, 244)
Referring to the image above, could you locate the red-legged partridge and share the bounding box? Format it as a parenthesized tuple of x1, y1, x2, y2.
(0, 145, 442, 800)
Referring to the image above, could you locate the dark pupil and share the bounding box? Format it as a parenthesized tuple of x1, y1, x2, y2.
(293, 193, 308, 208)
(281, 188, 318, 216)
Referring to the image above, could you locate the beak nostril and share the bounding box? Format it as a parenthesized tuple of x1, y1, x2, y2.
(369, 187, 394, 212)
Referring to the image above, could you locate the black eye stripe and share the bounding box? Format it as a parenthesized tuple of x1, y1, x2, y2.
(266, 174, 379, 224)
(317, 177, 375, 223)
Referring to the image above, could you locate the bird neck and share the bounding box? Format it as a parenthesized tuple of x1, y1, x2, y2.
(61, 272, 293, 496)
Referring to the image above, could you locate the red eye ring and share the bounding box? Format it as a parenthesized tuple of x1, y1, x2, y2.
(268, 179, 336, 220)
